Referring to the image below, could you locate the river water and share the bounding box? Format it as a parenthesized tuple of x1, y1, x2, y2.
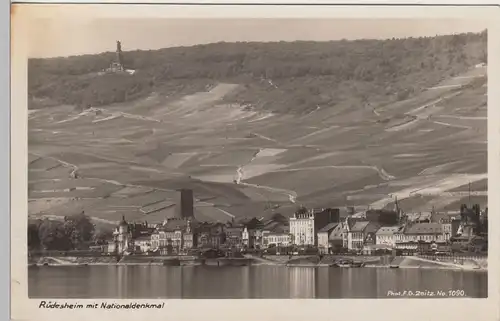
(28, 266, 487, 299)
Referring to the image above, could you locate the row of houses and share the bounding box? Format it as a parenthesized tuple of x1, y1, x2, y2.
(315, 204, 488, 255)
(109, 213, 292, 255)
(108, 203, 487, 256)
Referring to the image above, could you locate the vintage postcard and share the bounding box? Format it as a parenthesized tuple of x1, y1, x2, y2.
(10, 3, 500, 321)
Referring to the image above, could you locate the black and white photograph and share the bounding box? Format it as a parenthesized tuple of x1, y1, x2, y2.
(21, 9, 490, 301)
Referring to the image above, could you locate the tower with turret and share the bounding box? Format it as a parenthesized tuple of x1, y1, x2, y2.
(116, 216, 131, 254)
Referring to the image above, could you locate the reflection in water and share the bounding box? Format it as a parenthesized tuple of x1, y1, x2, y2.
(28, 266, 487, 299)
(289, 268, 315, 298)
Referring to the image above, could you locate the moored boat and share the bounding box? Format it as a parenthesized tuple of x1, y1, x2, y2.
(334, 259, 364, 268)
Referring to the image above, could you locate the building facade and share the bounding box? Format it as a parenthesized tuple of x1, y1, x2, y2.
(328, 223, 345, 252)
(262, 232, 292, 248)
(197, 223, 226, 248)
(347, 221, 368, 251)
(347, 221, 380, 251)
(289, 207, 339, 246)
(317, 223, 339, 254)
(375, 226, 402, 248)
(394, 223, 445, 252)
(242, 227, 253, 248)
(225, 226, 244, 248)
(290, 207, 315, 246)
(134, 236, 151, 253)
(182, 220, 197, 250)
(112, 216, 133, 254)
(398, 223, 445, 243)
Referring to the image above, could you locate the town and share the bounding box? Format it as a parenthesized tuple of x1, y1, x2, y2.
(29, 188, 487, 264)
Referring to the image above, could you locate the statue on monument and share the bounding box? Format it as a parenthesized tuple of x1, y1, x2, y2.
(102, 40, 135, 74)
(115, 40, 124, 70)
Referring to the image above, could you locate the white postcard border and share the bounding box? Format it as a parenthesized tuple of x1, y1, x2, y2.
(10, 4, 500, 321)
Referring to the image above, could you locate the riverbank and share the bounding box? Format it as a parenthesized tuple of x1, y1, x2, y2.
(29, 262, 489, 299)
(28, 254, 487, 271)
(29, 255, 255, 267)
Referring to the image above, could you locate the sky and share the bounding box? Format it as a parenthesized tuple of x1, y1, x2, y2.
(28, 18, 486, 58)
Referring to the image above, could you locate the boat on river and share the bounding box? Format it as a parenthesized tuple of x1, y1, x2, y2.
(334, 259, 364, 268)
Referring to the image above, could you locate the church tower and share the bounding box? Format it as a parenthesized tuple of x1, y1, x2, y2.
(117, 215, 130, 254)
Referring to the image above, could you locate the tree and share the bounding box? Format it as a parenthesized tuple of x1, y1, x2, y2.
(28, 221, 42, 250)
(28, 32, 486, 115)
(38, 219, 73, 251)
(63, 211, 95, 249)
(92, 228, 114, 245)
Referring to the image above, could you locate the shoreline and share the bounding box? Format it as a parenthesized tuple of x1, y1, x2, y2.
(28, 253, 487, 272)
(28, 261, 488, 272)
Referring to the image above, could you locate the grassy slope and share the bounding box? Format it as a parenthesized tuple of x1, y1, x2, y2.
(27, 32, 488, 222)
(28, 32, 487, 114)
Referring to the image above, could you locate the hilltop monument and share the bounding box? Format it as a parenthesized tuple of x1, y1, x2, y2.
(99, 40, 136, 75)
(115, 40, 124, 70)
(105, 40, 126, 73)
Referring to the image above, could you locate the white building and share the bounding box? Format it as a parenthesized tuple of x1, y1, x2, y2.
(107, 242, 117, 254)
(375, 226, 402, 248)
(394, 223, 446, 251)
(262, 232, 292, 248)
(347, 221, 381, 251)
(242, 227, 250, 247)
(347, 221, 369, 251)
(134, 236, 151, 253)
(113, 216, 132, 254)
(289, 207, 315, 246)
(398, 223, 444, 243)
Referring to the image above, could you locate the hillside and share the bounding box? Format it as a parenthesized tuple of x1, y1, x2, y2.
(28, 32, 487, 114)
(28, 32, 487, 225)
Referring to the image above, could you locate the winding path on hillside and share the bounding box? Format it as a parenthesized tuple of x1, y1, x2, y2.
(234, 149, 297, 204)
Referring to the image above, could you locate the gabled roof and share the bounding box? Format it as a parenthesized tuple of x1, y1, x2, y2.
(264, 221, 289, 234)
(329, 223, 345, 241)
(346, 217, 365, 229)
(162, 219, 187, 231)
(350, 221, 370, 232)
(225, 226, 244, 233)
(365, 222, 381, 234)
(119, 215, 128, 227)
(318, 222, 339, 233)
(405, 223, 442, 234)
(376, 226, 403, 235)
(406, 212, 432, 222)
(263, 221, 280, 231)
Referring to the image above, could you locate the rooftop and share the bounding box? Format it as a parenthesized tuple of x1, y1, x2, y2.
(365, 222, 381, 234)
(264, 222, 289, 234)
(350, 221, 370, 232)
(329, 223, 345, 241)
(376, 226, 403, 235)
(318, 222, 339, 233)
(406, 223, 443, 234)
(406, 212, 432, 222)
(346, 217, 365, 229)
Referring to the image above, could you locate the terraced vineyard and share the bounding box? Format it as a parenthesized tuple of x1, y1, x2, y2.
(28, 37, 487, 227)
